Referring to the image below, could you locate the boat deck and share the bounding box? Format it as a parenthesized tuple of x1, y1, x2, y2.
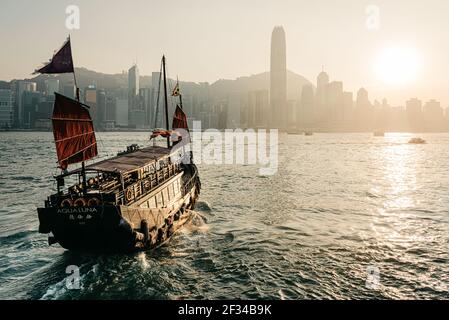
(87, 146, 172, 174)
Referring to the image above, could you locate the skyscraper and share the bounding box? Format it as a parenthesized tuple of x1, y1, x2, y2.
(0, 89, 14, 128)
(342, 91, 354, 122)
(62, 84, 76, 99)
(128, 64, 144, 128)
(128, 64, 139, 97)
(423, 99, 444, 131)
(270, 26, 287, 129)
(327, 81, 343, 124)
(315, 70, 329, 125)
(11, 80, 37, 127)
(406, 98, 423, 131)
(139, 88, 152, 127)
(44, 79, 60, 97)
(97, 89, 107, 125)
(298, 84, 314, 129)
(356, 88, 373, 130)
(317, 70, 330, 89)
(247, 90, 269, 128)
(84, 85, 98, 125)
(356, 88, 370, 110)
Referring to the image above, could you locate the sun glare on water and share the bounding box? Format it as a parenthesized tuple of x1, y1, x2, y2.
(373, 46, 422, 87)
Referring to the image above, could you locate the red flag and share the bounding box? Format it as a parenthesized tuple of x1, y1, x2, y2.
(172, 105, 188, 130)
(150, 129, 171, 139)
(35, 38, 74, 74)
(150, 129, 182, 140)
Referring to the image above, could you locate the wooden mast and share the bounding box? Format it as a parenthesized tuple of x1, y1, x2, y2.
(177, 76, 183, 110)
(162, 55, 170, 149)
(70, 35, 87, 194)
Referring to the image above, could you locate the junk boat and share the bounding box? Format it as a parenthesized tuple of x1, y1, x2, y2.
(35, 38, 200, 252)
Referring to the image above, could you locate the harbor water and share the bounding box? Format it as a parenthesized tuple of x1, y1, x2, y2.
(0, 131, 448, 299)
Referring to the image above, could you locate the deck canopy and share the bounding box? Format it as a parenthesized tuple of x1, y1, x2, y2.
(85, 146, 172, 174)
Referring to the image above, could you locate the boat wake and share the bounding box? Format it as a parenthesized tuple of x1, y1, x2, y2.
(195, 201, 212, 212)
(183, 210, 209, 233)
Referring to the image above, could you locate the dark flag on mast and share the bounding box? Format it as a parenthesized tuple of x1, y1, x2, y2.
(34, 37, 74, 74)
(34, 37, 93, 170)
(172, 105, 188, 130)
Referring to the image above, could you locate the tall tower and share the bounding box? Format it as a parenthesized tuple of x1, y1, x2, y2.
(128, 64, 139, 97)
(315, 70, 329, 125)
(128, 64, 143, 128)
(317, 70, 329, 89)
(356, 87, 370, 109)
(298, 84, 315, 129)
(270, 26, 287, 129)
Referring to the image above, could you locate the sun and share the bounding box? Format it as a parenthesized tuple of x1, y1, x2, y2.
(373, 46, 422, 87)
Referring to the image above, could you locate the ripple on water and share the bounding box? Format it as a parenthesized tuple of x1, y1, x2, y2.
(1, 132, 449, 299)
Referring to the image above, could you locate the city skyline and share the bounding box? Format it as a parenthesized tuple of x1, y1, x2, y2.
(1, 0, 449, 106)
(1, 52, 448, 118)
(2, 4, 449, 133)
(1, 62, 448, 133)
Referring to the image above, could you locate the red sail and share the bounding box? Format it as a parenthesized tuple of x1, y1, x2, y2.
(172, 105, 188, 130)
(52, 93, 98, 170)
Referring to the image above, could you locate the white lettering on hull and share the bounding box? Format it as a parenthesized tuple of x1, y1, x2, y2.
(57, 208, 98, 214)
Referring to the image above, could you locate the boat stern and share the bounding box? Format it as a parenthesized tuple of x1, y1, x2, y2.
(37, 205, 135, 252)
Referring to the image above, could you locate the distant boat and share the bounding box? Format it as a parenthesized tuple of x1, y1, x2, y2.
(287, 129, 303, 135)
(373, 131, 385, 137)
(304, 131, 314, 136)
(408, 137, 426, 144)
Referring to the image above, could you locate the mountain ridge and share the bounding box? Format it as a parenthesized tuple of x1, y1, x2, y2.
(18, 67, 313, 99)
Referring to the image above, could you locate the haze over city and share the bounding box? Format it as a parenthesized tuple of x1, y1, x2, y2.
(3, 0, 449, 303)
(1, 0, 449, 106)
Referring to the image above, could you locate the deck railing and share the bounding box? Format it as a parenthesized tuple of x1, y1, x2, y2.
(117, 163, 181, 205)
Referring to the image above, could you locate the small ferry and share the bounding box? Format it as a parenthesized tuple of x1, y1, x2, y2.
(408, 137, 426, 144)
(35, 38, 200, 252)
(286, 129, 303, 135)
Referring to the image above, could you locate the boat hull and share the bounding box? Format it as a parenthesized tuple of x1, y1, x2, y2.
(37, 180, 200, 252)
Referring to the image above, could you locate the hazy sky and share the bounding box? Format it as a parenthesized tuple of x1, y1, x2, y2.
(1, 0, 448, 106)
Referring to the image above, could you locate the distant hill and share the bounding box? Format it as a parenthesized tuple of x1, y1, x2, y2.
(27, 67, 201, 92)
(210, 70, 314, 101)
(0, 81, 10, 90)
(28, 68, 129, 90)
(23, 67, 313, 100)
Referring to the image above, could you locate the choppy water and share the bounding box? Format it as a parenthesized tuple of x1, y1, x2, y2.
(0, 131, 448, 299)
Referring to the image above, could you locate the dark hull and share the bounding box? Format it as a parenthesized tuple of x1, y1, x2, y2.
(38, 205, 195, 252)
(37, 171, 200, 253)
